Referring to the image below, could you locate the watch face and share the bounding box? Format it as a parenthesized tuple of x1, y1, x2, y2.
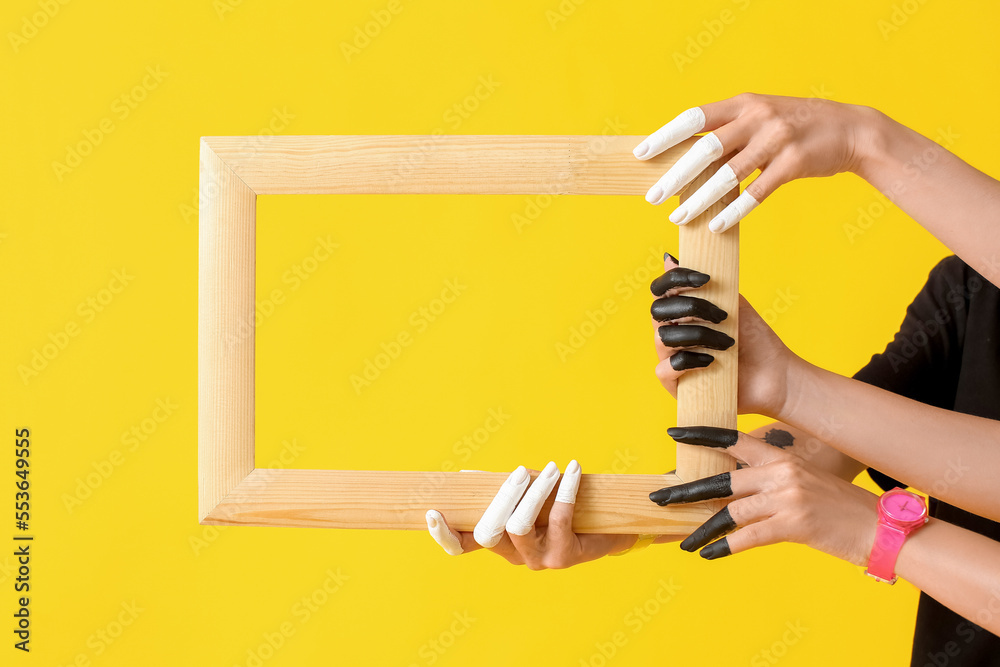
(881, 490, 927, 523)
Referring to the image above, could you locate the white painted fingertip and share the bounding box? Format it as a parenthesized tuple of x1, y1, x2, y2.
(668, 206, 688, 225)
(673, 164, 739, 226)
(693, 132, 724, 161)
(426, 509, 464, 555)
(646, 132, 724, 208)
(646, 176, 677, 205)
(505, 461, 561, 536)
(632, 140, 650, 159)
(708, 191, 760, 233)
(473, 465, 530, 548)
(645, 184, 665, 205)
(554, 459, 582, 504)
(635, 107, 706, 160)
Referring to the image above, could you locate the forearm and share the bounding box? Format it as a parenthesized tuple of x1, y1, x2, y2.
(778, 358, 1000, 521)
(854, 107, 1000, 285)
(895, 518, 1000, 636)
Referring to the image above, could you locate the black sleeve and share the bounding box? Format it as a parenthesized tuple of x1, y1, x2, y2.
(851, 256, 969, 490)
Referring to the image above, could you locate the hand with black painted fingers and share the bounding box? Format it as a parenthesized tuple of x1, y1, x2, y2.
(651, 253, 795, 417)
(649, 426, 880, 566)
(633, 92, 878, 232)
(425, 461, 641, 569)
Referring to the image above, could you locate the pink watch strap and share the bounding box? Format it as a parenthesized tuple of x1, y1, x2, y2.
(866, 523, 907, 583)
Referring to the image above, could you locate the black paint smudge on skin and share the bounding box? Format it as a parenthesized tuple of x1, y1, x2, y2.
(680, 506, 736, 552)
(699, 537, 732, 560)
(763, 428, 795, 449)
(670, 351, 715, 371)
(664, 252, 679, 265)
(650, 268, 710, 297)
(649, 471, 732, 505)
(667, 426, 739, 449)
(657, 325, 735, 350)
(651, 295, 728, 323)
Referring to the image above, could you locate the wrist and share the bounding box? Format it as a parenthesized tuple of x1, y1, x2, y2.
(863, 488, 929, 582)
(850, 497, 880, 567)
(846, 104, 891, 179)
(771, 352, 812, 424)
(893, 517, 937, 580)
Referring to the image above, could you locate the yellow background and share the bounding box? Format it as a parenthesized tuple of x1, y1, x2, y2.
(4, 0, 998, 664)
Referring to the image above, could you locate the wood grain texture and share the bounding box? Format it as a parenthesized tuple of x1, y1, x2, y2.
(201, 135, 697, 195)
(198, 139, 257, 521)
(203, 469, 714, 533)
(675, 157, 740, 497)
(198, 134, 736, 533)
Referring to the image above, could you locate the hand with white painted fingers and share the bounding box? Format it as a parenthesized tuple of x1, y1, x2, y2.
(650, 253, 794, 418)
(425, 461, 642, 569)
(649, 426, 879, 566)
(634, 93, 877, 232)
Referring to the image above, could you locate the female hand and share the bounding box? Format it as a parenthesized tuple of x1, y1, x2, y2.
(649, 426, 879, 566)
(651, 253, 795, 417)
(634, 93, 878, 232)
(424, 461, 639, 569)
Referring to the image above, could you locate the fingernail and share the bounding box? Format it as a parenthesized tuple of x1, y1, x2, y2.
(679, 535, 698, 552)
(663, 252, 678, 264)
(541, 461, 559, 478)
(512, 465, 528, 484)
(700, 538, 732, 560)
(646, 185, 664, 205)
(670, 351, 714, 371)
(709, 215, 727, 233)
(425, 509, 440, 528)
(555, 459, 582, 505)
(668, 426, 738, 448)
(669, 207, 689, 225)
(649, 489, 672, 504)
(633, 141, 650, 159)
(690, 271, 710, 287)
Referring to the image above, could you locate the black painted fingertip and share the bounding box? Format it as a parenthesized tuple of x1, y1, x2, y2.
(688, 271, 710, 287)
(650, 268, 711, 296)
(667, 426, 739, 449)
(651, 295, 728, 323)
(664, 252, 679, 265)
(657, 325, 735, 350)
(649, 487, 672, 504)
(669, 351, 715, 371)
(680, 507, 736, 552)
(650, 472, 732, 506)
(699, 537, 733, 560)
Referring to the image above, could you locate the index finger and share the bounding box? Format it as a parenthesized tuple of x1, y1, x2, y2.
(668, 427, 784, 468)
(632, 96, 748, 160)
(473, 466, 531, 548)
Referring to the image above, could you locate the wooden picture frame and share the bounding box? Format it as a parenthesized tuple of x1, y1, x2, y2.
(198, 135, 738, 535)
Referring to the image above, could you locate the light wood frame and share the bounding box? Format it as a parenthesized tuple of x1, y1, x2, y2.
(199, 135, 738, 534)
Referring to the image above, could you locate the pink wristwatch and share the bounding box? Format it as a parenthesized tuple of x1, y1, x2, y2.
(865, 487, 929, 584)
